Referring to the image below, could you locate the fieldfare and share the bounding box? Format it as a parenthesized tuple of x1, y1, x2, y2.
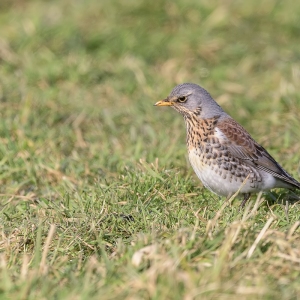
(155, 83, 300, 207)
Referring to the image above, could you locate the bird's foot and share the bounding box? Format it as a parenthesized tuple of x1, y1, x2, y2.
(240, 193, 251, 209)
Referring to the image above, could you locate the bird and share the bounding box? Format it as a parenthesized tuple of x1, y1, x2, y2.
(155, 83, 300, 207)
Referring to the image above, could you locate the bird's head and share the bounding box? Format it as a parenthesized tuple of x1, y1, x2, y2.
(155, 83, 224, 118)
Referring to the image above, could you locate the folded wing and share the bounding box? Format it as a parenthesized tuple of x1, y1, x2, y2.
(216, 117, 300, 189)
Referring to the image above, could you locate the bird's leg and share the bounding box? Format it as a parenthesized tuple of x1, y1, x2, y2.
(240, 193, 251, 208)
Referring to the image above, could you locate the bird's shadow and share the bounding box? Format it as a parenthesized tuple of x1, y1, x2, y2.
(264, 189, 300, 206)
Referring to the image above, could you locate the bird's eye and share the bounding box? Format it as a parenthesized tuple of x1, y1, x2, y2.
(178, 96, 187, 103)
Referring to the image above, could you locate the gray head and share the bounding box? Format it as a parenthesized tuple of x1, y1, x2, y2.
(155, 83, 225, 119)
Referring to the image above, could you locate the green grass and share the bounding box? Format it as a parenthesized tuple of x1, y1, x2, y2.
(0, 0, 300, 299)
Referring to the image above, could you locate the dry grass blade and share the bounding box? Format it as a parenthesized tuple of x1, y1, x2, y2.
(39, 225, 56, 275)
(247, 217, 274, 258)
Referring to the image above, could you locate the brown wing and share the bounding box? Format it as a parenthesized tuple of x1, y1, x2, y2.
(217, 118, 300, 188)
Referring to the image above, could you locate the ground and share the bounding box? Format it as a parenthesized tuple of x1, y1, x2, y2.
(0, 0, 300, 299)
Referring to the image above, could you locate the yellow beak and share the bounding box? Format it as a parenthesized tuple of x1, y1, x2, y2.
(154, 99, 173, 106)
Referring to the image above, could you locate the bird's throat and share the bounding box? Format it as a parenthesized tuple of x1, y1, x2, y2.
(185, 114, 220, 150)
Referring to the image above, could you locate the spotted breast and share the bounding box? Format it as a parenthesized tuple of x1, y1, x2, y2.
(184, 114, 266, 196)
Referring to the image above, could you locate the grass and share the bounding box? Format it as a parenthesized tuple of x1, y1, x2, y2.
(0, 0, 300, 298)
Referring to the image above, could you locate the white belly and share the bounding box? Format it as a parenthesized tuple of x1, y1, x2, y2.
(188, 149, 277, 196)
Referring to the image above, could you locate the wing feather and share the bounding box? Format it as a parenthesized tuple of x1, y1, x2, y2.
(216, 118, 300, 188)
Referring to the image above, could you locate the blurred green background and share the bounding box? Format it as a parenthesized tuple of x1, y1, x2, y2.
(0, 0, 300, 299)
